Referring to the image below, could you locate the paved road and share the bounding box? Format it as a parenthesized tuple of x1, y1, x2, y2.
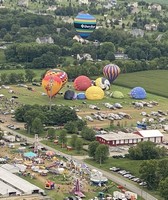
(1, 125, 158, 200)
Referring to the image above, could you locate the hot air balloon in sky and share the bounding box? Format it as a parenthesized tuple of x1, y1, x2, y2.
(74, 12, 96, 39)
(103, 64, 120, 83)
(74, 75, 91, 91)
(42, 74, 62, 97)
(45, 68, 68, 87)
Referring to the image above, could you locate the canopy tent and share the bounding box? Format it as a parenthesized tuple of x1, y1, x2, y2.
(23, 152, 37, 159)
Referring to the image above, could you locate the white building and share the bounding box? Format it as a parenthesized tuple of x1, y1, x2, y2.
(36, 36, 54, 44)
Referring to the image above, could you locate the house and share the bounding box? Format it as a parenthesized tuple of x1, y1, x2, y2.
(79, 0, 89, 5)
(73, 35, 89, 44)
(130, 29, 144, 37)
(77, 53, 93, 61)
(114, 53, 128, 60)
(96, 129, 163, 146)
(148, 4, 162, 11)
(47, 5, 57, 11)
(36, 36, 54, 44)
(18, 0, 29, 7)
(144, 24, 157, 31)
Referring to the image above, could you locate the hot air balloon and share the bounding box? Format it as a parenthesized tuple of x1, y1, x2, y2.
(85, 86, 104, 100)
(95, 77, 110, 90)
(64, 90, 76, 100)
(42, 74, 62, 97)
(45, 68, 68, 87)
(74, 12, 96, 39)
(74, 75, 91, 91)
(103, 64, 120, 83)
(130, 87, 147, 99)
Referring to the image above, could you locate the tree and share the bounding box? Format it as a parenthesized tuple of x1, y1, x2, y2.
(99, 42, 115, 60)
(88, 141, 100, 160)
(31, 117, 43, 135)
(59, 129, 67, 147)
(159, 177, 168, 200)
(25, 69, 36, 82)
(81, 127, 95, 141)
(64, 121, 78, 134)
(75, 138, 83, 153)
(47, 128, 56, 140)
(75, 119, 87, 131)
(128, 141, 164, 160)
(157, 159, 168, 180)
(95, 144, 109, 165)
(139, 160, 159, 190)
(70, 134, 78, 148)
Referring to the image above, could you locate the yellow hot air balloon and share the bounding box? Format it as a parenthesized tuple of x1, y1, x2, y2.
(95, 77, 110, 90)
(42, 74, 62, 97)
(85, 86, 104, 100)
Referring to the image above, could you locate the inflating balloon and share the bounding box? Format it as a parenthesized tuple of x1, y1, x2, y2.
(95, 77, 110, 90)
(74, 12, 96, 39)
(74, 75, 91, 91)
(45, 68, 68, 87)
(103, 64, 120, 83)
(64, 90, 76, 100)
(130, 87, 147, 99)
(42, 74, 62, 97)
(85, 86, 104, 100)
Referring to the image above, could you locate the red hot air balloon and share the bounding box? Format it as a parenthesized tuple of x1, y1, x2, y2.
(74, 75, 91, 91)
(103, 64, 120, 83)
(42, 74, 62, 97)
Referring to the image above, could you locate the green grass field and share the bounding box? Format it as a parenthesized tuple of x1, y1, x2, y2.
(115, 70, 168, 98)
(137, 0, 168, 4)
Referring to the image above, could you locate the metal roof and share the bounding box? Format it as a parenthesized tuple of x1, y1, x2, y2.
(0, 180, 21, 195)
(0, 167, 43, 194)
(96, 132, 142, 141)
(137, 130, 163, 138)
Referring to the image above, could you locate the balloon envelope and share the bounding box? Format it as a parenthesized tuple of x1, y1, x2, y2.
(74, 75, 91, 91)
(42, 75, 62, 97)
(77, 93, 86, 100)
(130, 87, 147, 99)
(103, 64, 120, 83)
(85, 86, 104, 100)
(45, 68, 68, 87)
(74, 12, 96, 39)
(64, 90, 75, 100)
(110, 91, 124, 99)
(95, 77, 110, 90)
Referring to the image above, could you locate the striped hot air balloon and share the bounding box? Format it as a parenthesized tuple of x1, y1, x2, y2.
(103, 64, 120, 83)
(74, 12, 96, 39)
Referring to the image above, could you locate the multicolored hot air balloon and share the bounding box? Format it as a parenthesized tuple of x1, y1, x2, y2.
(45, 68, 68, 87)
(74, 75, 91, 91)
(103, 64, 120, 83)
(42, 74, 62, 97)
(95, 77, 110, 90)
(74, 12, 96, 39)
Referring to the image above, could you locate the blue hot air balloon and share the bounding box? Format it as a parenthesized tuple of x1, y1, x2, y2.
(74, 12, 96, 39)
(130, 87, 147, 99)
(103, 64, 120, 83)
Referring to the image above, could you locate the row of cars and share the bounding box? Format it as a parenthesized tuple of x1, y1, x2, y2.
(109, 167, 147, 187)
(6, 124, 20, 130)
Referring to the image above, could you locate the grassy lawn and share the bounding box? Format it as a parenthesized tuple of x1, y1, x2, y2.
(115, 70, 168, 98)
(85, 157, 143, 177)
(41, 140, 88, 156)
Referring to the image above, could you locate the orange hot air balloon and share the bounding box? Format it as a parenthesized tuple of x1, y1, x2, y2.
(42, 74, 62, 97)
(45, 68, 68, 87)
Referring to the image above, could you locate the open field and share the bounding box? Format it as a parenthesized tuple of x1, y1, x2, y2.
(137, 0, 168, 4)
(115, 70, 168, 98)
